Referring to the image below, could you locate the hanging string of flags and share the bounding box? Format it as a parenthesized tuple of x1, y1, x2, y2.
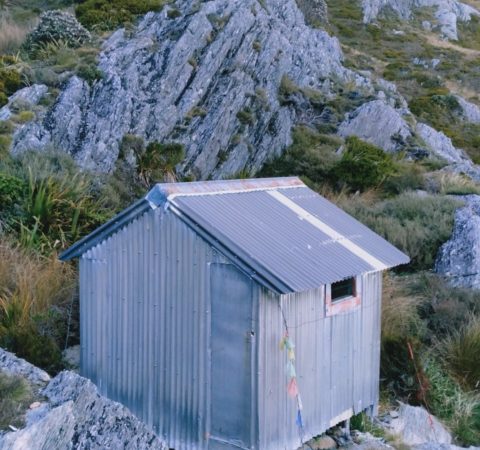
(280, 332, 305, 441)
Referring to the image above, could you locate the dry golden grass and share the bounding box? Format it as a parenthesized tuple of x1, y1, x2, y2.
(381, 274, 424, 340)
(0, 241, 75, 330)
(432, 172, 480, 196)
(0, 17, 32, 54)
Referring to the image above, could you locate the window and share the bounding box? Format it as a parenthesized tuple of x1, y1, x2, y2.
(331, 277, 355, 302)
(326, 276, 361, 316)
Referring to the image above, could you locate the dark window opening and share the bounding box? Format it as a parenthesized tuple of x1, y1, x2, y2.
(331, 277, 355, 302)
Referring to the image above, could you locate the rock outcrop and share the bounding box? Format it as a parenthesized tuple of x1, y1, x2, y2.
(338, 100, 412, 152)
(0, 85, 48, 121)
(0, 350, 168, 450)
(0, 348, 50, 386)
(416, 123, 467, 164)
(11, 0, 367, 179)
(455, 96, 480, 124)
(361, 0, 479, 40)
(435, 195, 480, 289)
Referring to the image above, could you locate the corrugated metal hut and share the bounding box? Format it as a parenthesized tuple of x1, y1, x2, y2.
(61, 177, 409, 450)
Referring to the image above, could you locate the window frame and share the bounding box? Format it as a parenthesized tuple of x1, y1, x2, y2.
(325, 276, 361, 316)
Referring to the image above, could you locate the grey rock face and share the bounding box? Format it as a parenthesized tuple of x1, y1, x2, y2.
(455, 96, 480, 124)
(436, 195, 480, 289)
(0, 348, 50, 386)
(0, 402, 76, 450)
(416, 122, 467, 163)
(0, 370, 168, 450)
(388, 403, 452, 446)
(11, 0, 359, 179)
(295, 0, 329, 26)
(338, 100, 412, 152)
(361, 0, 479, 40)
(0, 85, 48, 121)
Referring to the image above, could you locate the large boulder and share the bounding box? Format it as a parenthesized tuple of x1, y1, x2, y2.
(10, 0, 366, 179)
(0, 84, 48, 121)
(388, 404, 452, 445)
(455, 96, 480, 124)
(416, 123, 467, 164)
(338, 100, 412, 152)
(0, 348, 50, 386)
(435, 195, 480, 289)
(0, 369, 168, 449)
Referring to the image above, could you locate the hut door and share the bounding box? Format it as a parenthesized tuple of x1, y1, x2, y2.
(210, 263, 253, 449)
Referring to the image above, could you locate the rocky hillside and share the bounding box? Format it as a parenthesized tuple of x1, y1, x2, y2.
(1, 0, 480, 447)
(9, 0, 364, 178)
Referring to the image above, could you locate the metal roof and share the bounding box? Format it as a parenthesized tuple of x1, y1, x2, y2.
(60, 177, 409, 293)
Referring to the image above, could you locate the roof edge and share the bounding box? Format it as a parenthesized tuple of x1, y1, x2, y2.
(59, 177, 305, 261)
(147, 177, 304, 203)
(59, 198, 152, 261)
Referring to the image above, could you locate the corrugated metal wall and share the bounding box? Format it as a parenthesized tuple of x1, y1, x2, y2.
(79, 205, 383, 450)
(79, 206, 229, 450)
(257, 272, 382, 450)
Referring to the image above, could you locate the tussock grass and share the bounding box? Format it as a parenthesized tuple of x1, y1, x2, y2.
(432, 172, 480, 195)
(424, 357, 480, 445)
(340, 193, 461, 270)
(0, 240, 76, 372)
(441, 315, 480, 392)
(382, 274, 425, 341)
(0, 17, 32, 53)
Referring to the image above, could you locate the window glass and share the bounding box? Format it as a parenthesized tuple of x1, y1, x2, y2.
(331, 277, 354, 302)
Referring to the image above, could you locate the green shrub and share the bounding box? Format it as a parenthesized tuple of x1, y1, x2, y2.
(0, 172, 26, 228)
(410, 94, 460, 128)
(258, 126, 340, 186)
(0, 92, 7, 107)
(236, 108, 254, 125)
(0, 120, 13, 135)
(76, 63, 102, 84)
(167, 8, 181, 19)
(406, 273, 480, 338)
(76, 0, 166, 30)
(333, 136, 396, 192)
(24, 10, 91, 51)
(137, 141, 185, 186)
(0, 372, 33, 430)
(0, 151, 115, 251)
(341, 193, 460, 270)
(0, 68, 22, 96)
(118, 133, 144, 160)
(0, 135, 12, 156)
(382, 160, 426, 195)
(12, 110, 34, 124)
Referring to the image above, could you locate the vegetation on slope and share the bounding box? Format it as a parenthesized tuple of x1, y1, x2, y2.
(0, 0, 479, 445)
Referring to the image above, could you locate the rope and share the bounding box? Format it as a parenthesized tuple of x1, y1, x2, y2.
(278, 300, 308, 448)
(406, 341, 438, 443)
